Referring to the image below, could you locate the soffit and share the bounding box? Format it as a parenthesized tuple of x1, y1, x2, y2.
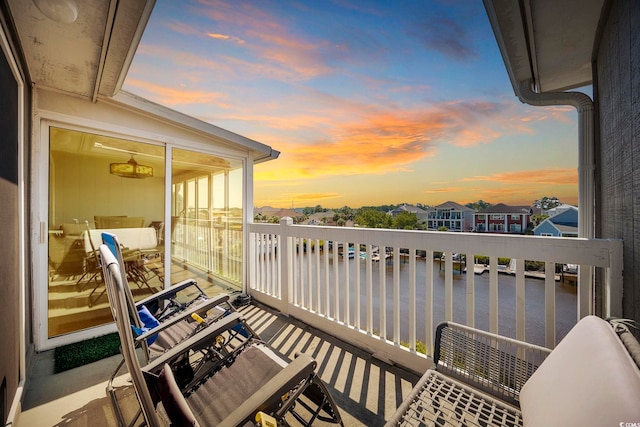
(484, 0, 605, 92)
(6, 0, 153, 99)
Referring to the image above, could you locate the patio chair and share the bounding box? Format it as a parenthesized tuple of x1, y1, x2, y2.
(385, 317, 640, 426)
(100, 234, 239, 426)
(77, 221, 104, 306)
(100, 244, 344, 427)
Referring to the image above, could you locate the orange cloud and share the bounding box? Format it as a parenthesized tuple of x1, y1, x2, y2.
(207, 33, 245, 44)
(252, 98, 523, 181)
(423, 187, 465, 194)
(463, 168, 577, 185)
(125, 78, 230, 107)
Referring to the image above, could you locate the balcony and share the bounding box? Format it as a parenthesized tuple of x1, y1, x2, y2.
(19, 302, 421, 426)
(249, 218, 623, 368)
(18, 222, 623, 425)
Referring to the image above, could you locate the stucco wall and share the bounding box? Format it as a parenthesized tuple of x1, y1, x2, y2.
(596, 0, 640, 323)
(0, 36, 20, 424)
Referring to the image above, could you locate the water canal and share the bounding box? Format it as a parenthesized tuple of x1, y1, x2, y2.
(291, 254, 577, 348)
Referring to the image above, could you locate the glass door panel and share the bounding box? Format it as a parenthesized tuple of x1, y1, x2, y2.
(171, 148, 243, 295)
(48, 127, 165, 337)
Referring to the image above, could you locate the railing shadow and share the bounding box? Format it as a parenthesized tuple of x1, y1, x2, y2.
(240, 303, 421, 426)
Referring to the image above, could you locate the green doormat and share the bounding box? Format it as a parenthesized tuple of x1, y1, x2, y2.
(54, 333, 121, 373)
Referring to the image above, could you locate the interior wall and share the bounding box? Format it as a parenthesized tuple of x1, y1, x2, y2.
(0, 24, 20, 425)
(596, 0, 640, 324)
(50, 151, 164, 228)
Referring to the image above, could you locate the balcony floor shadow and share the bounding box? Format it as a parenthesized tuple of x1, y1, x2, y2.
(19, 302, 423, 426)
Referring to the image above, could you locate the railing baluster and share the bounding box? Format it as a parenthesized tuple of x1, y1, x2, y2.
(380, 245, 386, 341)
(323, 239, 329, 317)
(409, 248, 416, 352)
(355, 243, 361, 330)
(545, 261, 556, 348)
(344, 243, 350, 326)
(393, 247, 400, 345)
(366, 244, 373, 333)
(445, 252, 453, 321)
(516, 258, 526, 341)
(293, 237, 299, 306)
(315, 239, 321, 313)
(489, 256, 498, 334)
(466, 253, 474, 327)
(333, 242, 339, 320)
(425, 250, 433, 356)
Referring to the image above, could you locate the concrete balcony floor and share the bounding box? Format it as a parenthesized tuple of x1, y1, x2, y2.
(19, 302, 422, 426)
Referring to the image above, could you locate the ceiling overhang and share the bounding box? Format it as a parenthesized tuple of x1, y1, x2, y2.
(6, 0, 154, 100)
(483, 0, 606, 93)
(4, 0, 280, 164)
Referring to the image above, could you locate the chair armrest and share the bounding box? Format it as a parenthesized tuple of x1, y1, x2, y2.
(135, 294, 231, 344)
(218, 354, 317, 427)
(135, 279, 208, 309)
(142, 312, 245, 373)
(434, 321, 551, 405)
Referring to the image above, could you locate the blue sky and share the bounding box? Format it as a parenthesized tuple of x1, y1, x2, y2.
(124, 0, 579, 208)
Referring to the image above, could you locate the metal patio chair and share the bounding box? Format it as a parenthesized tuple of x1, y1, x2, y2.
(100, 244, 343, 427)
(100, 233, 239, 426)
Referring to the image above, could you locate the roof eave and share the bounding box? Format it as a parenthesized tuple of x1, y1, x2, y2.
(105, 90, 279, 163)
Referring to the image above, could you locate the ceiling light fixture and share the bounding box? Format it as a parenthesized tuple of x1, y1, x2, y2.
(33, 0, 78, 24)
(110, 155, 153, 179)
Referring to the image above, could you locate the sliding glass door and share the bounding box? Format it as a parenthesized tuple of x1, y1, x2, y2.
(171, 148, 244, 291)
(46, 126, 245, 340)
(48, 127, 165, 337)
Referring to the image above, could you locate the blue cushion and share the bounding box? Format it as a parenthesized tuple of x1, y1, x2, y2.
(131, 305, 160, 345)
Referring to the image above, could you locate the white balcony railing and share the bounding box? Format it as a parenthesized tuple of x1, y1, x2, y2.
(172, 218, 243, 286)
(248, 218, 623, 371)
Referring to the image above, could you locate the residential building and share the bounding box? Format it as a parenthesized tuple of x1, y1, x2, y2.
(302, 210, 336, 225)
(389, 204, 428, 223)
(256, 207, 302, 222)
(545, 203, 577, 217)
(474, 203, 531, 234)
(426, 201, 475, 231)
(534, 206, 579, 237)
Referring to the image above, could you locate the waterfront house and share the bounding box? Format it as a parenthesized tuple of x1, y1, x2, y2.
(544, 203, 578, 217)
(474, 203, 531, 234)
(2, 0, 639, 425)
(425, 201, 475, 231)
(388, 204, 428, 223)
(534, 206, 579, 237)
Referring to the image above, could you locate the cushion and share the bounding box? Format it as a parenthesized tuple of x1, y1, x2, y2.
(520, 315, 640, 427)
(131, 305, 160, 345)
(158, 363, 197, 427)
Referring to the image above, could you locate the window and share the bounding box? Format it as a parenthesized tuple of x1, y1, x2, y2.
(490, 214, 505, 220)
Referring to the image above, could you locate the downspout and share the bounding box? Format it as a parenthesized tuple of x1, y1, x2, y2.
(516, 79, 594, 240)
(517, 79, 596, 319)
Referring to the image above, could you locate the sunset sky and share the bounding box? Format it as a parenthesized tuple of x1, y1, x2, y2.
(123, 0, 580, 209)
